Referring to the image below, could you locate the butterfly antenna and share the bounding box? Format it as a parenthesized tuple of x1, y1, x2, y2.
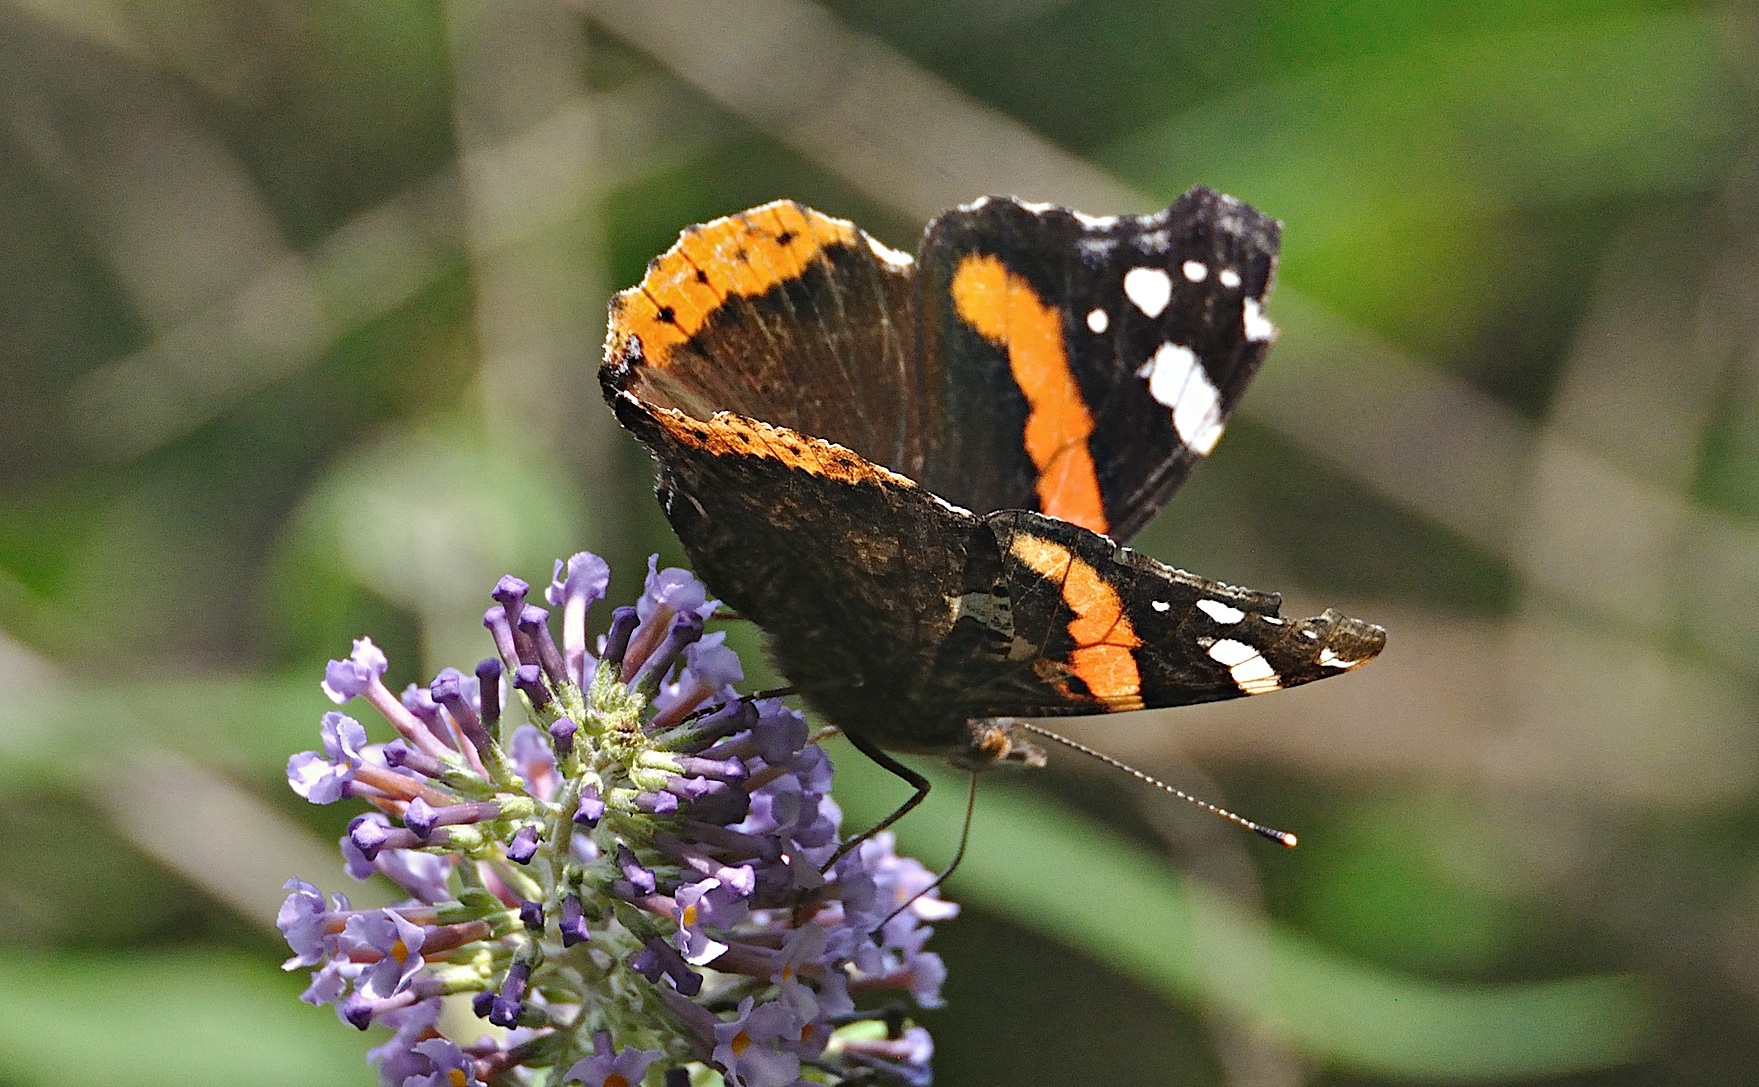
(1015, 722, 1297, 848)
(873, 771, 979, 935)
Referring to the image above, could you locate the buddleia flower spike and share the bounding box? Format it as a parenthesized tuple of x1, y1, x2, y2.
(281, 552, 949, 1087)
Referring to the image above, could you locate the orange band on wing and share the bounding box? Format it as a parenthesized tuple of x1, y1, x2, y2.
(1009, 532, 1144, 709)
(611, 200, 859, 366)
(951, 254, 1108, 535)
(647, 401, 914, 489)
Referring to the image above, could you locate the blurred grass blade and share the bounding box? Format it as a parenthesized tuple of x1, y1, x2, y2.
(0, 951, 371, 1087)
(0, 674, 317, 791)
(836, 753, 1659, 1079)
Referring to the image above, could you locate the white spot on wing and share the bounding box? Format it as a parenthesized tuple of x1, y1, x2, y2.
(1207, 638, 1282, 694)
(1262, 615, 1285, 626)
(1181, 259, 1208, 282)
(1086, 308, 1109, 333)
(1196, 599, 1245, 624)
(1318, 647, 1359, 669)
(1136, 341, 1225, 454)
(1219, 268, 1241, 288)
(1243, 297, 1275, 342)
(1151, 600, 1171, 612)
(1136, 341, 1190, 390)
(1208, 639, 1255, 666)
(1123, 266, 1173, 318)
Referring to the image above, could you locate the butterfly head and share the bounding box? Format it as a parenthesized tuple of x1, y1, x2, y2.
(950, 716, 1049, 772)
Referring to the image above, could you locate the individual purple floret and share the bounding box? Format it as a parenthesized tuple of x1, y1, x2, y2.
(713, 996, 807, 1087)
(483, 605, 521, 675)
(280, 553, 953, 1086)
(630, 934, 703, 997)
(343, 908, 429, 1001)
(652, 632, 744, 728)
(402, 1038, 483, 1087)
(639, 555, 719, 624)
(845, 1026, 935, 1087)
(369, 842, 454, 904)
(512, 663, 551, 709)
(559, 895, 591, 947)
(475, 658, 503, 732)
(323, 639, 455, 761)
(600, 605, 639, 672)
(574, 782, 604, 827)
(287, 712, 369, 804)
(629, 612, 705, 690)
(565, 1032, 662, 1087)
(673, 876, 744, 964)
(277, 878, 342, 968)
(430, 670, 491, 754)
(492, 575, 530, 626)
(615, 842, 658, 896)
(623, 557, 717, 675)
(518, 604, 570, 687)
(365, 1000, 444, 1085)
(321, 637, 387, 703)
(547, 552, 610, 685)
(486, 960, 531, 1027)
(507, 825, 540, 864)
(547, 717, 577, 765)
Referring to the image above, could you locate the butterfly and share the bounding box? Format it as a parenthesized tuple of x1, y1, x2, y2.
(600, 188, 1384, 833)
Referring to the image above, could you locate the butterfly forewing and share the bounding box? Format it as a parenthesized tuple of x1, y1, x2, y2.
(947, 511, 1384, 718)
(915, 188, 1281, 541)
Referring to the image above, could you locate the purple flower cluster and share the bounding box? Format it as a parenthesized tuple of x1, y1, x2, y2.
(281, 554, 951, 1086)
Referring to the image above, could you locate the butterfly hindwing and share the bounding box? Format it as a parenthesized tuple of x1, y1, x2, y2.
(601, 369, 997, 753)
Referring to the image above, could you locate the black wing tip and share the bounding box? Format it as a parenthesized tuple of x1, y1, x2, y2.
(1320, 607, 1388, 653)
(1167, 186, 1282, 259)
(1294, 608, 1388, 675)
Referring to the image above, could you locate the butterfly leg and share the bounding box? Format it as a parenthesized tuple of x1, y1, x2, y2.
(822, 728, 931, 871)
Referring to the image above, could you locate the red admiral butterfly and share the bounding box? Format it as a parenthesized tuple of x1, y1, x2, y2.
(600, 188, 1385, 826)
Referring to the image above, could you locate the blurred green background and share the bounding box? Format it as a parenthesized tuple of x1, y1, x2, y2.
(1, 0, 1756, 1083)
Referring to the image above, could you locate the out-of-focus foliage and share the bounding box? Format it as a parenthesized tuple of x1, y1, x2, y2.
(0, 0, 1755, 1083)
